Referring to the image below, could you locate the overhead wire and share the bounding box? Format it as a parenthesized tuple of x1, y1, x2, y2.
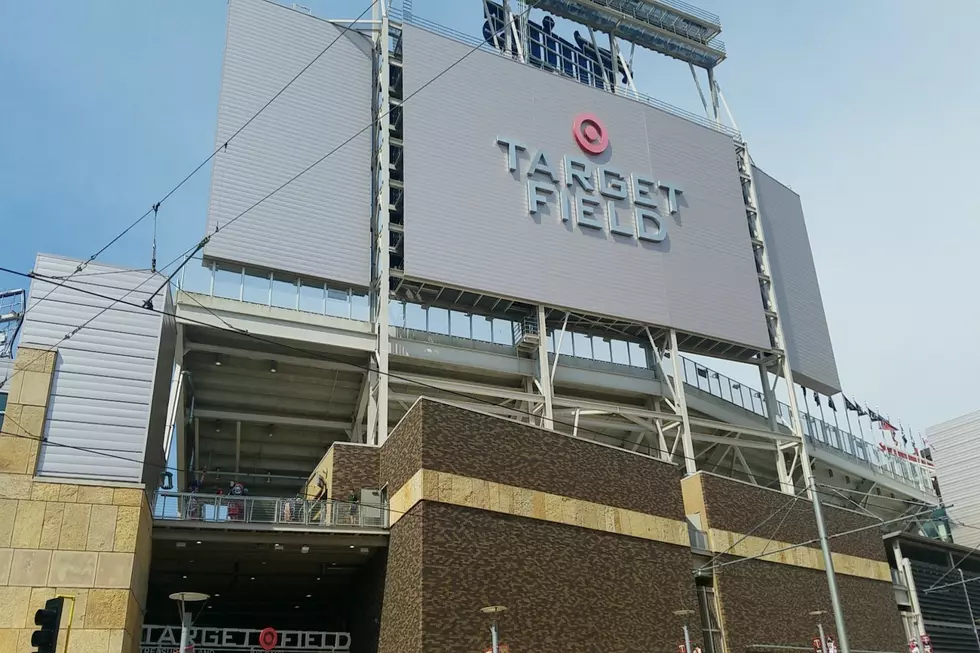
(5, 0, 381, 328)
(0, 264, 945, 512)
(141, 0, 543, 302)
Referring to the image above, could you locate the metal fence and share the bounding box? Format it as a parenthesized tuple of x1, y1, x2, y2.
(153, 492, 388, 529)
(678, 356, 934, 495)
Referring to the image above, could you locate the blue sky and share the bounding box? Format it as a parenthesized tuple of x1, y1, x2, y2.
(2, 0, 977, 433)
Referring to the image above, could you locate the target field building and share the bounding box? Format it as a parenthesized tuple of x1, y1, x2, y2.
(0, 1, 949, 652)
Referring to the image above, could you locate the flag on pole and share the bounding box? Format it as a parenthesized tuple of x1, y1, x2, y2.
(880, 419, 897, 433)
(828, 396, 837, 412)
(844, 396, 859, 412)
(814, 393, 821, 407)
(868, 408, 882, 423)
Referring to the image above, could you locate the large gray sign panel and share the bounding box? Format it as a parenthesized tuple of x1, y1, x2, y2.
(401, 24, 770, 350)
(204, 0, 373, 288)
(754, 166, 841, 395)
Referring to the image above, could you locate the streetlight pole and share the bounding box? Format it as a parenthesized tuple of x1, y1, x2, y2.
(674, 608, 696, 653)
(481, 605, 508, 653)
(169, 591, 209, 653)
(810, 610, 829, 653)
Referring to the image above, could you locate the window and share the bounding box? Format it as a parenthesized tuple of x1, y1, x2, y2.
(697, 585, 726, 653)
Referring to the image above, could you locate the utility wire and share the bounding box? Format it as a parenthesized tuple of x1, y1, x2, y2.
(1, 264, 944, 511)
(699, 507, 938, 574)
(5, 0, 380, 325)
(697, 485, 806, 570)
(0, 251, 187, 392)
(0, 406, 954, 543)
(142, 1, 541, 303)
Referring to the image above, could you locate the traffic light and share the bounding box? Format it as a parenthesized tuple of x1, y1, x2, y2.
(31, 596, 64, 653)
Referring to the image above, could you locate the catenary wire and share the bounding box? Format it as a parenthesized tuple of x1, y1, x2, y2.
(4, 264, 940, 505)
(0, 251, 189, 392)
(0, 264, 943, 510)
(0, 406, 955, 542)
(142, 1, 542, 302)
(697, 486, 807, 570)
(8, 0, 380, 327)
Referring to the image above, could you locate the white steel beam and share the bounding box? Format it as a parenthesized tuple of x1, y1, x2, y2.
(549, 311, 570, 385)
(193, 409, 349, 431)
(351, 371, 371, 443)
(535, 305, 554, 429)
(668, 329, 696, 475)
(390, 372, 542, 404)
(184, 341, 361, 373)
(369, 3, 391, 445)
(760, 360, 795, 494)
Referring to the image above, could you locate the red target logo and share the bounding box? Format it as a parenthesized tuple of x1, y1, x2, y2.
(259, 627, 278, 651)
(572, 113, 608, 155)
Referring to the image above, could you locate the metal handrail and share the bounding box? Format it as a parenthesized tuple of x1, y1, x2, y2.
(390, 8, 739, 138)
(676, 354, 934, 495)
(153, 492, 388, 529)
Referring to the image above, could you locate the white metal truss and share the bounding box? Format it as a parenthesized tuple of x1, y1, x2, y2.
(644, 327, 695, 473)
(366, 1, 395, 445)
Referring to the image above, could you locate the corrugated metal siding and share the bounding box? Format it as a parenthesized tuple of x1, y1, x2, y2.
(753, 166, 841, 395)
(911, 560, 980, 653)
(142, 290, 177, 487)
(204, 0, 373, 288)
(929, 411, 980, 548)
(401, 24, 769, 350)
(19, 254, 169, 482)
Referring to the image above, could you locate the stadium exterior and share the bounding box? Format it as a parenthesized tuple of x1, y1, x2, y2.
(0, 1, 957, 652)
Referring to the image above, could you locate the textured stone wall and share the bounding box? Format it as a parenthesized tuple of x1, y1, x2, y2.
(394, 501, 699, 653)
(0, 347, 152, 653)
(693, 473, 906, 653)
(378, 503, 422, 653)
(377, 400, 697, 653)
(698, 472, 886, 560)
(379, 406, 423, 496)
(0, 481, 153, 653)
(329, 444, 380, 499)
(382, 400, 686, 519)
(715, 558, 907, 653)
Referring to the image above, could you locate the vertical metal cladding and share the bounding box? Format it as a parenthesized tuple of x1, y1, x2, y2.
(401, 24, 770, 350)
(927, 410, 980, 548)
(753, 166, 841, 395)
(204, 0, 373, 288)
(20, 254, 174, 482)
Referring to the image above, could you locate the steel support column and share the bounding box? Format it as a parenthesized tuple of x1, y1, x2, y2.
(739, 135, 850, 652)
(668, 329, 696, 475)
(706, 66, 720, 124)
(760, 360, 794, 494)
(368, 2, 392, 445)
(535, 305, 554, 429)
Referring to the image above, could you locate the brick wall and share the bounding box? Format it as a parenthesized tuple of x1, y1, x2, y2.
(379, 407, 423, 496)
(696, 473, 905, 653)
(377, 400, 697, 653)
(330, 444, 380, 499)
(382, 400, 686, 520)
(715, 558, 907, 653)
(378, 503, 422, 653)
(383, 501, 700, 653)
(698, 473, 886, 560)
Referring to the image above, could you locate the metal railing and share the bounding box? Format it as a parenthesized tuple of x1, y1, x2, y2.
(390, 8, 739, 138)
(676, 355, 935, 495)
(153, 492, 388, 529)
